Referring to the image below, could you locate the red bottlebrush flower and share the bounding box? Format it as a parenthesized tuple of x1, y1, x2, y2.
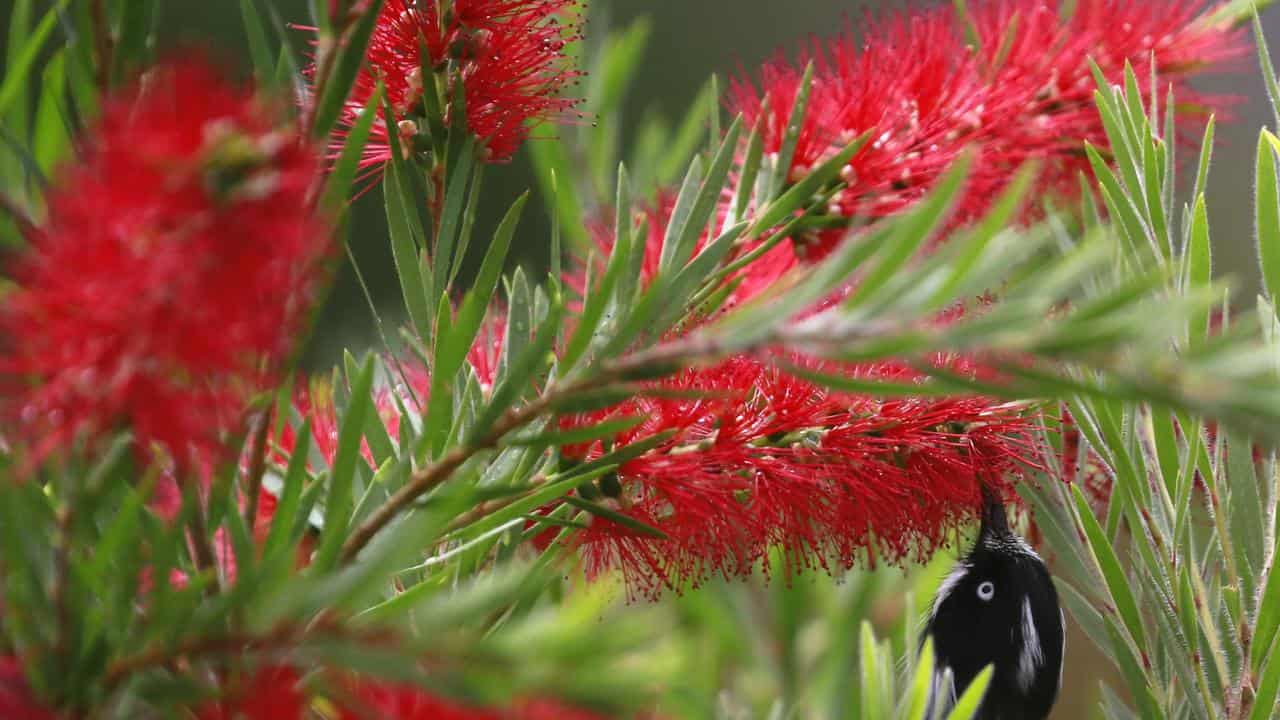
(274, 316, 504, 472)
(0, 58, 330, 469)
(970, 0, 1243, 199)
(337, 680, 501, 720)
(335, 679, 610, 720)
(196, 666, 308, 720)
(0, 657, 57, 720)
(728, 0, 1242, 254)
(559, 352, 1040, 599)
(558, 201, 1042, 599)
(325, 0, 583, 172)
(574, 196, 802, 319)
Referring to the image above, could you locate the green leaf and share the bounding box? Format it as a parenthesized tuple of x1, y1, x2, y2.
(1256, 130, 1280, 299)
(1193, 116, 1216, 204)
(1226, 430, 1265, 600)
(32, 51, 71, 175)
(383, 110, 435, 341)
(1254, 7, 1280, 129)
(466, 303, 561, 445)
(656, 154, 704, 272)
(312, 354, 376, 570)
(659, 116, 742, 274)
(0, 0, 68, 120)
(857, 622, 888, 720)
(310, 0, 386, 139)
(425, 193, 525, 456)
(322, 84, 382, 211)
(944, 665, 993, 720)
(504, 416, 645, 447)
(1250, 650, 1280, 720)
(1072, 484, 1149, 650)
(263, 420, 313, 561)
(1085, 141, 1151, 253)
(732, 116, 766, 225)
(926, 163, 1034, 309)
(843, 154, 971, 308)
(562, 167, 632, 369)
(563, 496, 668, 539)
(749, 131, 869, 237)
(110, 0, 157, 84)
(766, 62, 813, 202)
(1187, 194, 1212, 342)
(433, 135, 477, 292)
(904, 636, 935, 720)
(240, 0, 276, 87)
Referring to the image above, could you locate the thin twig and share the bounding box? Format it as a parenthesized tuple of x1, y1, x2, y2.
(242, 408, 275, 537)
(101, 617, 383, 692)
(337, 335, 731, 564)
(187, 496, 222, 596)
(338, 391, 560, 563)
(89, 0, 113, 89)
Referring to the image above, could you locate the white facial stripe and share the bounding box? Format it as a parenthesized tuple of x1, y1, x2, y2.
(982, 533, 1042, 561)
(929, 665, 957, 718)
(1017, 597, 1045, 692)
(1058, 608, 1066, 692)
(931, 562, 970, 618)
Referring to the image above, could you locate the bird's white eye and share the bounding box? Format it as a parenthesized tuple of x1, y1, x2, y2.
(977, 581, 995, 601)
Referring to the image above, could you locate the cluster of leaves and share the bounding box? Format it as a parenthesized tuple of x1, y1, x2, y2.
(1018, 17, 1280, 720)
(3, 0, 1280, 718)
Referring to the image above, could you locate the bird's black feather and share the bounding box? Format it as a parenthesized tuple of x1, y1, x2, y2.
(921, 490, 1064, 720)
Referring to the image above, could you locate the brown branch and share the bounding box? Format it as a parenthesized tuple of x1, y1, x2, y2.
(186, 497, 222, 596)
(339, 391, 559, 563)
(89, 0, 113, 90)
(242, 408, 275, 537)
(100, 617, 391, 693)
(337, 336, 732, 564)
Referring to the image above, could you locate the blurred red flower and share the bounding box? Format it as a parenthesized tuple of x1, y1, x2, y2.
(336, 678, 610, 720)
(0, 58, 329, 470)
(728, 0, 1242, 257)
(0, 657, 57, 720)
(196, 665, 308, 720)
(327, 0, 583, 173)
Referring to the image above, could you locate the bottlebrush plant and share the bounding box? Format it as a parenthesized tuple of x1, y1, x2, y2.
(3, 0, 1280, 718)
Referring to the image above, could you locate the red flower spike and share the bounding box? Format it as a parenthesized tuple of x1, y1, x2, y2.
(0, 58, 330, 471)
(196, 666, 308, 720)
(558, 199, 1041, 599)
(0, 657, 57, 720)
(970, 0, 1244, 201)
(329, 0, 583, 172)
(560, 352, 1040, 600)
(728, 0, 1242, 253)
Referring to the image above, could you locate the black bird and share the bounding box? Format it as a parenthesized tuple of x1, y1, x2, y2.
(921, 488, 1065, 720)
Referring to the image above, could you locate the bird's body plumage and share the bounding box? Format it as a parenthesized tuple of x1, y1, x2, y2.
(921, 491, 1064, 720)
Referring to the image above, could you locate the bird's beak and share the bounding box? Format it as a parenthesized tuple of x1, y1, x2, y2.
(979, 483, 1011, 540)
